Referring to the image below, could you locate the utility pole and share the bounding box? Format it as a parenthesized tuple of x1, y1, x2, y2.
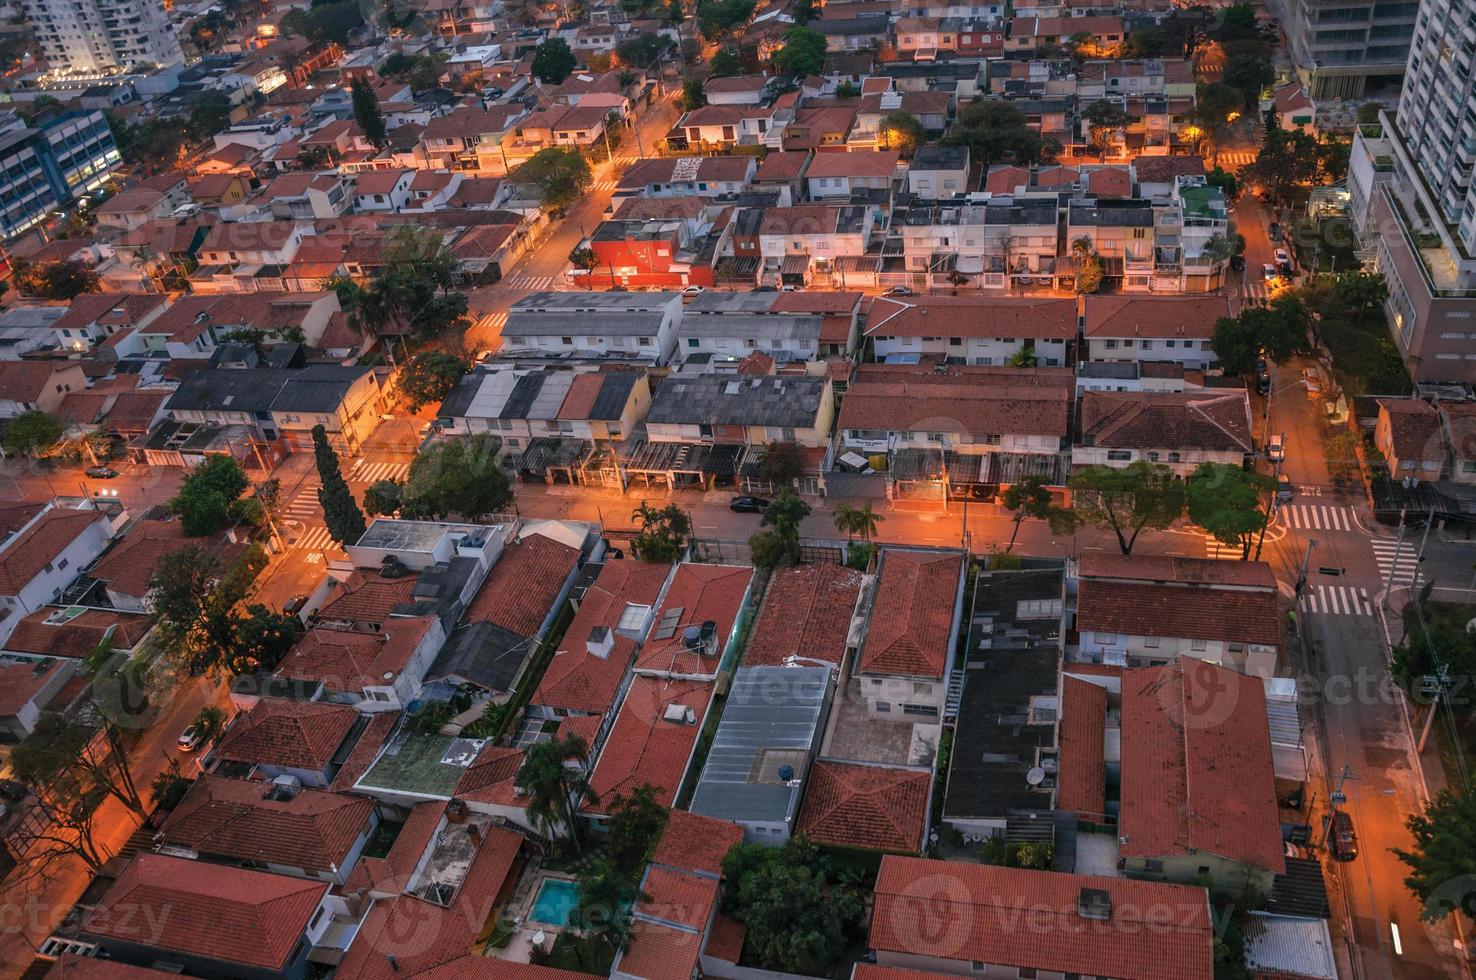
(1383, 506, 1408, 605)
(1417, 664, 1450, 754)
(1412, 503, 1438, 591)
(1294, 537, 1316, 599)
(1321, 764, 1355, 847)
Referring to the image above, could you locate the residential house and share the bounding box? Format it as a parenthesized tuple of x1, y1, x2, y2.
(81, 854, 334, 979)
(666, 104, 778, 152)
(1083, 294, 1231, 369)
(0, 505, 116, 644)
(354, 169, 416, 212)
(744, 561, 863, 670)
(0, 360, 87, 416)
(703, 74, 772, 105)
(500, 290, 683, 363)
(805, 149, 900, 200)
(676, 291, 826, 366)
(268, 363, 383, 454)
(1074, 390, 1253, 475)
(1439, 400, 1476, 484)
(156, 774, 376, 885)
(757, 204, 877, 288)
(867, 295, 1076, 366)
(89, 518, 250, 613)
(869, 856, 1214, 978)
(275, 617, 447, 711)
(0, 658, 79, 741)
(752, 151, 811, 205)
(644, 374, 835, 448)
(1074, 554, 1281, 676)
(211, 697, 366, 788)
(612, 156, 756, 202)
(47, 293, 169, 353)
(1006, 14, 1124, 52)
(1270, 82, 1316, 135)
(892, 197, 1061, 291)
(771, 289, 864, 357)
(254, 171, 354, 220)
(94, 186, 183, 231)
(795, 759, 931, 854)
(906, 144, 969, 197)
(853, 549, 966, 721)
(1375, 397, 1445, 479)
(418, 105, 528, 173)
(1116, 659, 1285, 895)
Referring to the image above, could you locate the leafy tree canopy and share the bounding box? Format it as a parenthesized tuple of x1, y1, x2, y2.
(515, 147, 593, 210)
(402, 433, 512, 521)
(532, 38, 577, 84)
(1186, 462, 1277, 559)
(1058, 462, 1186, 555)
(772, 27, 827, 77)
(399, 350, 469, 411)
(721, 836, 864, 976)
(2, 410, 63, 456)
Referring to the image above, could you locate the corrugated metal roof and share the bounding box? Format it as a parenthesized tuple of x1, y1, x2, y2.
(1243, 912, 1337, 980)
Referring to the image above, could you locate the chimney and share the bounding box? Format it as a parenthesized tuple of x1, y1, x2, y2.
(586, 625, 614, 659)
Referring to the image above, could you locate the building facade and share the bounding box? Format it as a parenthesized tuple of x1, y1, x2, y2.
(22, 0, 183, 76)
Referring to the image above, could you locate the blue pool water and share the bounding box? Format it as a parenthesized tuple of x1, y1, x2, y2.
(529, 878, 579, 927)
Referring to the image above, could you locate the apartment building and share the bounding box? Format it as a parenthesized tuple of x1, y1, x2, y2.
(0, 112, 122, 239)
(21, 0, 183, 76)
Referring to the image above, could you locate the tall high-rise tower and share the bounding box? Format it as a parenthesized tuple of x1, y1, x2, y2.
(1271, 0, 1419, 100)
(22, 0, 184, 77)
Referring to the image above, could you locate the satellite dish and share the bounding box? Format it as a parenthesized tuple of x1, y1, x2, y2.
(1026, 766, 1047, 786)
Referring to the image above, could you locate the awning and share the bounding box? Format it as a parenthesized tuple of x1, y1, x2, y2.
(956, 255, 985, 274)
(781, 255, 810, 274)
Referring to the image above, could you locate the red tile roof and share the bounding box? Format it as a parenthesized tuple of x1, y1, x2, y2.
(636, 865, 719, 931)
(806, 149, 900, 179)
(5, 606, 151, 660)
(754, 150, 811, 181)
(634, 563, 752, 676)
(454, 744, 524, 806)
(0, 360, 77, 403)
(277, 616, 438, 692)
(867, 295, 1077, 341)
(344, 798, 445, 896)
(330, 711, 397, 792)
(1120, 660, 1284, 874)
(1084, 295, 1232, 339)
(159, 774, 372, 874)
(214, 697, 360, 771)
(334, 895, 470, 980)
(617, 920, 707, 980)
(1080, 390, 1252, 453)
(1076, 573, 1280, 647)
(0, 508, 108, 595)
(84, 853, 328, 970)
(0, 659, 66, 716)
(858, 550, 963, 678)
(1379, 398, 1444, 463)
(531, 559, 670, 715)
(1086, 165, 1132, 197)
(1056, 677, 1108, 818)
(1132, 154, 1205, 184)
(983, 164, 1029, 193)
(838, 377, 1072, 441)
(853, 967, 958, 980)
(465, 533, 580, 636)
(796, 760, 929, 853)
(45, 955, 185, 980)
(650, 808, 745, 877)
(771, 290, 862, 315)
(870, 856, 1214, 980)
(1078, 553, 1276, 589)
(90, 519, 248, 599)
(587, 675, 714, 812)
(414, 958, 597, 980)
(316, 571, 420, 623)
(746, 562, 862, 668)
(705, 914, 746, 963)
(0, 501, 45, 539)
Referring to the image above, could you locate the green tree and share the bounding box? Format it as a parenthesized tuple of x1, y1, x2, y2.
(1396, 789, 1476, 920)
(1331, 269, 1388, 311)
(696, 0, 755, 41)
(572, 858, 638, 946)
(515, 147, 594, 211)
(364, 479, 404, 515)
(398, 350, 469, 410)
(2, 410, 63, 456)
(516, 733, 595, 849)
(772, 27, 828, 77)
(679, 77, 707, 111)
(170, 455, 249, 536)
(1001, 475, 1055, 553)
(151, 760, 192, 811)
(15, 259, 100, 299)
(532, 37, 577, 84)
(1205, 165, 1240, 200)
(14, 713, 147, 820)
(1120, 27, 1167, 58)
(1190, 82, 1244, 163)
(758, 440, 805, 487)
(835, 80, 860, 98)
(616, 33, 665, 69)
(1082, 99, 1131, 158)
(1187, 463, 1277, 559)
(1243, 125, 1323, 203)
(1058, 462, 1186, 555)
(191, 705, 227, 744)
(709, 49, 743, 77)
(1221, 54, 1273, 110)
(1324, 430, 1363, 488)
(313, 424, 367, 547)
(232, 604, 300, 673)
(632, 502, 690, 562)
(150, 546, 225, 649)
(351, 78, 388, 150)
(832, 501, 883, 542)
(753, 488, 810, 567)
(945, 98, 1058, 168)
(1071, 236, 1103, 294)
(878, 111, 926, 158)
(569, 246, 598, 272)
(605, 784, 668, 875)
(186, 90, 233, 141)
(722, 835, 864, 975)
(1211, 295, 1313, 374)
(401, 433, 512, 521)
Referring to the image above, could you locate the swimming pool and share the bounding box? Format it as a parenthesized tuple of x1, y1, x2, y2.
(529, 877, 579, 927)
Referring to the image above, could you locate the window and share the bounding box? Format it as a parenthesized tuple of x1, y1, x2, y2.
(1144, 635, 1159, 648)
(687, 338, 700, 348)
(902, 703, 935, 716)
(1104, 339, 1117, 349)
(1107, 449, 1132, 461)
(370, 690, 391, 702)
(1017, 971, 1038, 980)
(1167, 452, 1181, 463)
(57, 557, 67, 570)
(875, 701, 891, 712)
(1144, 859, 1164, 872)
(1097, 633, 1118, 644)
(1165, 340, 1176, 348)
(1229, 642, 1244, 653)
(1141, 340, 1153, 349)
(639, 337, 652, 346)
(1147, 451, 1160, 462)
(561, 336, 572, 345)
(1197, 865, 1210, 875)
(1190, 638, 1207, 651)
(949, 337, 962, 346)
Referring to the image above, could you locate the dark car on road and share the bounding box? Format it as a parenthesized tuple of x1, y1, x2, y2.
(1330, 810, 1358, 861)
(729, 495, 770, 514)
(85, 466, 119, 479)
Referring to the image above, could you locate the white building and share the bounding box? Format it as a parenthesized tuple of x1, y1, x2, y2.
(23, 0, 184, 76)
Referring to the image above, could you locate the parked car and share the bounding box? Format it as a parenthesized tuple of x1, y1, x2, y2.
(1229, 254, 1245, 271)
(177, 725, 205, 752)
(728, 495, 770, 514)
(1269, 222, 1283, 242)
(1277, 479, 1294, 502)
(85, 466, 119, 479)
(283, 595, 309, 615)
(1267, 433, 1285, 462)
(1262, 263, 1279, 282)
(1274, 247, 1291, 265)
(0, 779, 26, 802)
(883, 285, 915, 296)
(781, 284, 800, 292)
(1330, 810, 1358, 861)
(681, 285, 705, 297)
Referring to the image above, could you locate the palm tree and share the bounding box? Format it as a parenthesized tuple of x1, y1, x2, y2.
(516, 733, 595, 851)
(572, 857, 638, 951)
(832, 504, 860, 542)
(852, 500, 882, 542)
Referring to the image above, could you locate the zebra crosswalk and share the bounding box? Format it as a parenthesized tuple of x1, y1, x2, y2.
(293, 525, 338, 552)
(591, 179, 618, 191)
(1276, 504, 1358, 532)
(349, 459, 410, 484)
(283, 483, 321, 522)
(1371, 537, 1420, 587)
(1217, 150, 1256, 169)
(1201, 535, 1242, 560)
(1300, 584, 1373, 617)
(502, 274, 560, 290)
(482, 311, 508, 334)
